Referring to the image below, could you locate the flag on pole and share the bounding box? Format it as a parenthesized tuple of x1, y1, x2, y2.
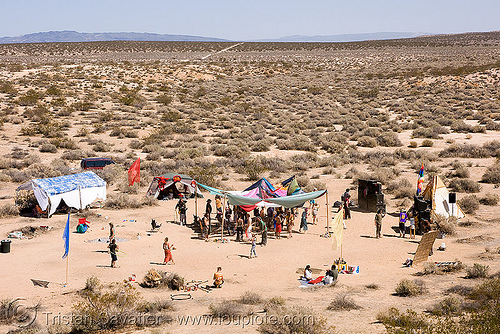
(128, 158, 140, 186)
(331, 208, 344, 250)
(62, 213, 70, 259)
(416, 163, 425, 195)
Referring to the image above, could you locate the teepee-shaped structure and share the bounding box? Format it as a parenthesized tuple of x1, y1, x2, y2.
(422, 175, 465, 219)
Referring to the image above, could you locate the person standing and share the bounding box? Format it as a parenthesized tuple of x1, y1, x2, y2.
(375, 208, 383, 239)
(163, 237, 175, 265)
(205, 199, 212, 221)
(286, 209, 294, 238)
(215, 195, 223, 223)
(299, 208, 309, 233)
(399, 209, 408, 238)
(259, 217, 268, 246)
(342, 189, 351, 219)
(175, 196, 187, 226)
(249, 233, 257, 258)
(109, 222, 115, 241)
(312, 202, 319, 225)
(236, 218, 244, 242)
(275, 214, 282, 239)
(108, 238, 119, 268)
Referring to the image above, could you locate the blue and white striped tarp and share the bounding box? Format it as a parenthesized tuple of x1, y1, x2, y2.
(33, 171, 105, 196)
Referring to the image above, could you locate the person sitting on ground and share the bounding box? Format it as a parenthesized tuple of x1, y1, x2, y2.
(151, 219, 162, 230)
(213, 266, 224, 288)
(303, 265, 313, 281)
(324, 264, 338, 284)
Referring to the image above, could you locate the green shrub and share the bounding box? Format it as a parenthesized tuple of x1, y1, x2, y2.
(466, 263, 490, 279)
(395, 279, 426, 296)
(327, 293, 361, 311)
(429, 296, 462, 315)
(421, 139, 434, 147)
(376, 308, 429, 332)
(448, 178, 481, 193)
(209, 301, 250, 317)
(258, 305, 333, 334)
(479, 193, 499, 206)
(239, 291, 262, 305)
(72, 280, 141, 333)
(104, 193, 141, 209)
(409, 141, 418, 148)
(458, 195, 480, 214)
(0, 203, 20, 217)
(357, 136, 377, 147)
(482, 163, 500, 184)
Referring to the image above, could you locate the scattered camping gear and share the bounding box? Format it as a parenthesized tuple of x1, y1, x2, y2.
(76, 218, 89, 234)
(146, 173, 203, 200)
(16, 171, 106, 218)
(358, 179, 384, 213)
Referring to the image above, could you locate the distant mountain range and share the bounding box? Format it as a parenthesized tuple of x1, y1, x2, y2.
(255, 32, 430, 42)
(0, 31, 229, 44)
(0, 30, 436, 44)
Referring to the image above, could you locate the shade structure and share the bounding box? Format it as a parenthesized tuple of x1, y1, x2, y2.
(146, 173, 203, 199)
(226, 190, 327, 208)
(27, 171, 106, 217)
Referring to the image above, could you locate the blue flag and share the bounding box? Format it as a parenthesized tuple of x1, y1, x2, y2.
(62, 213, 70, 259)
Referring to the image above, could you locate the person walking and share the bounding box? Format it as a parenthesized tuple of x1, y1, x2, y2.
(108, 238, 119, 268)
(375, 208, 383, 239)
(299, 208, 309, 233)
(342, 189, 351, 219)
(163, 237, 175, 265)
(249, 233, 257, 258)
(259, 217, 268, 246)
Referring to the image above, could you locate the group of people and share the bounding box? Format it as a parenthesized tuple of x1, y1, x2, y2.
(303, 264, 338, 285)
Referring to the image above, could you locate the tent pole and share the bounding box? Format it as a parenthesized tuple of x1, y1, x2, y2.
(195, 189, 198, 223)
(78, 184, 83, 212)
(326, 189, 330, 234)
(65, 247, 69, 286)
(221, 195, 226, 241)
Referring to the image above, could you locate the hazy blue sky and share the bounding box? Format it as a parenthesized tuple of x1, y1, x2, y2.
(1, 0, 499, 40)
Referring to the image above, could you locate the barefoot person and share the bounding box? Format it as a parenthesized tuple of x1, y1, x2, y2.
(213, 267, 224, 288)
(108, 238, 119, 268)
(163, 237, 175, 265)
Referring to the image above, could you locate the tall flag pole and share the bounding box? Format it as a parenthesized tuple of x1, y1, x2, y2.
(128, 158, 141, 186)
(416, 163, 425, 195)
(62, 213, 70, 285)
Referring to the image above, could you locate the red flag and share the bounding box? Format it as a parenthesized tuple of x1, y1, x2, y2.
(128, 158, 140, 186)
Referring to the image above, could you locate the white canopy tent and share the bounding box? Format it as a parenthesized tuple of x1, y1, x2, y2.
(18, 171, 106, 217)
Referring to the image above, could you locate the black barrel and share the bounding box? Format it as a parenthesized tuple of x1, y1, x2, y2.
(1, 239, 11, 253)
